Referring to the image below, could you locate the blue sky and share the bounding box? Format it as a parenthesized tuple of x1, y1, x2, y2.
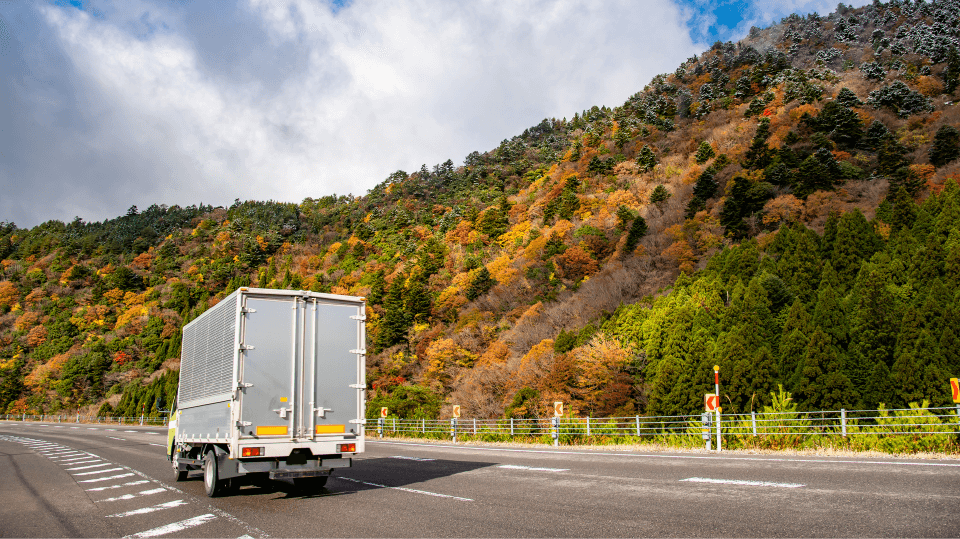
(0, 0, 865, 227)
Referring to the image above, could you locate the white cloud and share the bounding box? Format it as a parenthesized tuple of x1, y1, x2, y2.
(7, 0, 703, 226)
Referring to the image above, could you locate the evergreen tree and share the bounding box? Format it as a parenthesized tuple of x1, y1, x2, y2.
(835, 87, 863, 108)
(405, 278, 431, 324)
(692, 169, 718, 201)
(929, 124, 960, 168)
(636, 145, 657, 172)
(624, 215, 648, 254)
(376, 276, 409, 350)
(862, 360, 895, 409)
(889, 186, 918, 233)
(649, 185, 671, 208)
(776, 225, 821, 304)
(848, 266, 899, 402)
(861, 120, 889, 151)
(890, 307, 924, 408)
(877, 135, 909, 175)
(695, 141, 716, 164)
(743, 118, 773, 170)
(466, 267, 496, 301)
(368, 270, 386, 306)
(944, 46, 960, 95)
(793, 329, 855, 411)
(812, 283, 847, 351)
(830, 209, 881, 291)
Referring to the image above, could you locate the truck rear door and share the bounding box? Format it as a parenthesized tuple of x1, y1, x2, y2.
(237, 294, 300, 439)
(305, 299, 364, 439)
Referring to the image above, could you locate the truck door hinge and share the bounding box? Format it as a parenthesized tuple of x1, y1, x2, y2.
(349, 419, 367, 425)
(237, 383, 253, 390)
(350, 315, 366, 321)
(239, 344, 255, 351)
(349, 384, 366, 389)
(350, 349, 366, 355)
(236, 421, 251, 427)
(241, 307, 257, 314)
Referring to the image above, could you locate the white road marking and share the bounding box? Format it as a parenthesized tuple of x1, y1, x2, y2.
(108, 437, 126, 441)
(389, 455, 436, 461)
(53, 426, 64, 428)
(681, 477, 805, 488)
(105, 428, 117, 431)
(62, 460, 102, 466)
(73, 467, 126, 476)
(337, 476, 473, 502)
(86, 480, 151, 491)
(78, 473, 135, 483)
(58, 456, 99, 462)
(67, 463, 111, 471)
(499, 464, 568, 472)
(106, 500, 188, 518)
(87, 428, 99, 430)
(372, 441, 960, 467)
(98, 488, 167, 502)
(124, 430, 138, 433)
(70, 426, 80, 429)
(148, 443, 165, 447)
(122, 514, 216, 538)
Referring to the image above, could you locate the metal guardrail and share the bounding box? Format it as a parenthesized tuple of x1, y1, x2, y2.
(5, 405, 959, 442)
(368, 405, 960, 440)
(1, 414, 169, 427)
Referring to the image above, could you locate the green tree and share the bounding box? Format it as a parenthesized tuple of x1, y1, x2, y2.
(466, 267, 496, 301)
(649, 185, 671, 208)
(943, 46, 960, 95)
(623, 215, 648, 254)
(793, 329, 855, 411)
(376, 276, 409, 350)
(830, 209, 881, 291)
(929, 124, 960, 168)
(695, 141, 716, 164)
(636, 145, 657, 172)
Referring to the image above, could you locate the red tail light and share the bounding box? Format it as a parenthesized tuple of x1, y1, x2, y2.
(241, 446, 264, 457)
(338, 443, 356, 453)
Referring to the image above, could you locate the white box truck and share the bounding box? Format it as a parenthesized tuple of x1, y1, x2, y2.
(166, 287, 366, 496)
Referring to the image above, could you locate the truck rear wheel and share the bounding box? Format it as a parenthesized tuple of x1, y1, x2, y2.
(203, 451, 230, 497)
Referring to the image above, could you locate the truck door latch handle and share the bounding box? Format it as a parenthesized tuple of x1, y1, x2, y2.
(273, 407, 290, 419)
(315, 407, 334, 418)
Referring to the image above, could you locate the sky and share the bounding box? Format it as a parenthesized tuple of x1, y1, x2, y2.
(0, 0, 867, 228)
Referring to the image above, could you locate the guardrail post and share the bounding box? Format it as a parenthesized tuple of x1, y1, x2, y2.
(586, 416, 591, 437)
(76, 414, 80, 423)
(451, 417, 457, 443)
(510, 418, 514, 436)
(751, 411, 757, 437)
(635, 415, 640, 437)
(392, 417, 396, 433)
(551, 416, 559, 447)
(841, 409, 847, 437)
(473, 418, 476, 435)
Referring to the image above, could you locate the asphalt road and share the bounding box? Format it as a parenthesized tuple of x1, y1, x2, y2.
(1, 420, 958, 538)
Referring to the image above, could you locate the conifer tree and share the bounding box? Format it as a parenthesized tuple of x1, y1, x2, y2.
(812, 283, 847, 351)
(793, 329, 855, 411)
(636, 145, 657, 172)
(624, 215, 648, 253)
(649, 185, 671, 208)
(848, 266, 899, 401)
(929, 124, 960, 168)
(743, 117, 773, 170)
(405, 278, 431, 324)
(861, 120, 889, 151)
(891, 306, 924, 408)
(377, 276, 409, 350)
(862, 360, 895, 409)
(831, 209, 881, 291)
(466, 267, 496, 301)
(695, 141, 716, 164)
(776, 225, 821, 304)
(944, 46, 960, 95)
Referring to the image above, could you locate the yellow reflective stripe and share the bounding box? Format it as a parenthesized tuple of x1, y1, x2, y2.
(316, 424, 346, 434)
(255, 426, 288, 436)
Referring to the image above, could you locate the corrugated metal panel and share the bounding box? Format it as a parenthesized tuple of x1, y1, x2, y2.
(179, 294, 237, 407)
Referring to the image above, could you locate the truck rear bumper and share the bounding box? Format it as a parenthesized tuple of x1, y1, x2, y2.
(239, 457, 351, 475)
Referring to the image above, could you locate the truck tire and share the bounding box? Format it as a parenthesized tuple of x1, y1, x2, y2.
(171, 444, 188, 482)
(203, 451, 229, 497)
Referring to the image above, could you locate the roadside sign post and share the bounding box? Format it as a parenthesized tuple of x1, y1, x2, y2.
(701, 412, 712, 451)
(714, 365, 721, 452)
(950, 378, 960, 419)
(378, 407, 387, 438)
(452, 405, 461, 443)
(552, 402, 563, 447)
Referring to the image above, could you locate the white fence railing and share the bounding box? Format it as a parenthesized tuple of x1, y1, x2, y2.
(1, 414, 169, 427)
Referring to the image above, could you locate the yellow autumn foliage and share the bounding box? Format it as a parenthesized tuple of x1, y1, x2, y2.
(486, 253, 518, 286)
(499, 221, 531, 248)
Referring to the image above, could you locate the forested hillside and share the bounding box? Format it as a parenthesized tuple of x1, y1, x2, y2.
(2, 0, 959, 421)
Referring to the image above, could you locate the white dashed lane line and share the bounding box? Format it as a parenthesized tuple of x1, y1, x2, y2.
(680, 477, 805, 488)
(98, 488, 168, 503)
(108, 437, 126, 441)
(105, 500, 188, 518)
(123, 514, 217, 539)
(389, 455, 436, 461)
(67, 463, 111, 471)
(86, 480, 152, 492)
(72, 467, 126, 476)
(336, 476, 473, 502)
(498, 464, 568, 472)
(78, 473, 136, 483)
